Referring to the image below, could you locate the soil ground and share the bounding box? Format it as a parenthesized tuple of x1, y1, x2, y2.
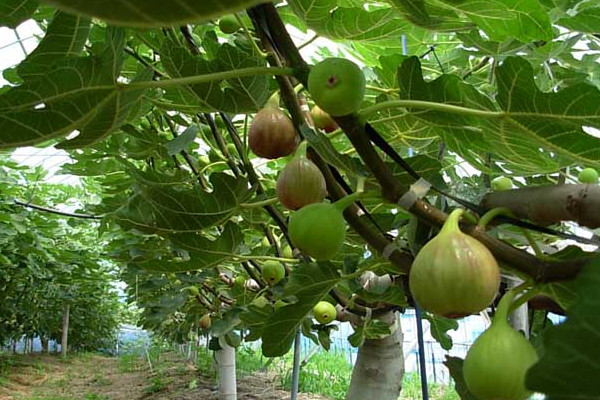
(0, 352, 330, 400)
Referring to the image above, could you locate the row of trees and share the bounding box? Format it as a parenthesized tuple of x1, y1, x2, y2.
(0, 158, 121, 353)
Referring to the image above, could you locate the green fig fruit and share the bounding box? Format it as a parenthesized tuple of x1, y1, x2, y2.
(288, 194, 359, 260)
(261, 260, 285, 286)
(409, 208, 500, 318)
(463, 290, 538, 400)
(313, 301, 337, 324)
(578, 167, 598, 184)
(188, 286, 200, 296)
(276, 141, 327, 210)
(308, 58, 366, 117)
(282, 245, 294, 259)
(218, 15, 241, 34)
(491, 176, 513, 191)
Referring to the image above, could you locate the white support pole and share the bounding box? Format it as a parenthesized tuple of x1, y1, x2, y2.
(215, 340, 237, 400)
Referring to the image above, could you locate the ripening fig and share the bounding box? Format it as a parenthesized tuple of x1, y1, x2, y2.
(311, 105, 338, 133)
(276, 141, 327, 210)
(308, 58, 366, 117)
(261, 260, 285, 286)
(218, 15, 241, 34)
(288, 193, 359, 260)
(578, 167, 598, 184)
(199, 314, 212, 330)
(409, 208, 500, 318)
(249, 101, 297, 159)
(463, 290, 538, 400)
(313, 301, 337, 324)
(491, 176, 513, 191)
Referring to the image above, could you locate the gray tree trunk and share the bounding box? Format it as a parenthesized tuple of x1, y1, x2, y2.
(61, 303, 70, 357)
(346, 312, 405, 400)
(41, 337, 49, 353)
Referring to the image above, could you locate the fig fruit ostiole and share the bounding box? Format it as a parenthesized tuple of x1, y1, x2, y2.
(288, 192, 360, 260)
(249, 95, 297, 159)
(463, 289, 539, 400)
(409, 208, 500, 318)
(276, 141, 327, 210)
(313, 301, 337, 324)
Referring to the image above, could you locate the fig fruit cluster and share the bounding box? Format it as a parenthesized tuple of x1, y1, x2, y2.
(463, 290, 539, 400)
(409, 208, 500, 318)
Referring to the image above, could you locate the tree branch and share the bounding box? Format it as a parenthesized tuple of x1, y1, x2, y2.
(14, 200, 103, 220)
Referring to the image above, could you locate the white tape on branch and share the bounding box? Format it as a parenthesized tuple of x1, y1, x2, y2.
(397, 178, 432, 210)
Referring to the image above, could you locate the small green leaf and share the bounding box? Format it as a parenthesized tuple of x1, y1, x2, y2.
(165, 124, 199, 156)
(423, 313, 459, 351)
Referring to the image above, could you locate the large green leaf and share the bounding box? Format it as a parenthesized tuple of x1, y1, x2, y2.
(393, 56, 600, 174)
(0, 0, 39, 28)
(260, 262, 342, 357)
(0, 27, 151, 149)
(526, 258, 600, 399)
(113, 172, 253, 234)
(17, 11, 90, 79)
(38, 0, 269, 27)
(436, 0, 554, 43)
(287, 0, 411, 42)
(387, 0, 472, 31)
(160, 36, 270, 114)
(557, 4, 600, 33)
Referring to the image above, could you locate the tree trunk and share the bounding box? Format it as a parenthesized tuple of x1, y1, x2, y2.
(346, 312, 405, 400)
(11, 340, 16, 353)
(215, 340, 237, 400)
(61, 303, 70, 357)
(41, 337, 49, 353)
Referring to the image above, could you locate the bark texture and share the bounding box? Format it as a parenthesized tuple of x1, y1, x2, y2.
(346, 312, 405, 400)
(481, 184, 600, 228)
(216, 341, 237, 400)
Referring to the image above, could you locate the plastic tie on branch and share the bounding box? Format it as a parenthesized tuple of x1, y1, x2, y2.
(397, 178, 432, 210)
(381, 238, 408, 261)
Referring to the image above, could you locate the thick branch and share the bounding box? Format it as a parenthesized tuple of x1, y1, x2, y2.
(481, 184, 600, 229)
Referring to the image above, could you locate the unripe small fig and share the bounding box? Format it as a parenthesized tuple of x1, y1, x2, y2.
(313, 301, 337, 324)
(199, 314, 212, 330)
(288, 193, 359, 260)
(491, 176, 513, 191)
(188, 286, 200, 296)
(261, 235, 280, 248)
(578, 167, 598, 184)
(249, 104, 297, 159)
(261, 260, 285, 286)
(409, 209, 500, 318)
(311, 105, 338, 133)
(218, 15, 241, 34)
(282, 245, 294, 259)
(308, 58, 366, 117)
(276, 142, 326, 210)
(463, 290, 538, 400)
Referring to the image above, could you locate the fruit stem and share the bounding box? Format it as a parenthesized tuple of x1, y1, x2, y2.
(266, 91, 281, 108)
(491, 282, 531, 327)
(478, 207, 544, 258)
(333, 192, 362, 212)
(440, 208, 464, 235)
(294, 140, 308, 158)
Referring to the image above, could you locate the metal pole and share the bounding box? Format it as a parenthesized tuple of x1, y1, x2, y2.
(290, 329, 302, 400)
(415, 306, 429, 400)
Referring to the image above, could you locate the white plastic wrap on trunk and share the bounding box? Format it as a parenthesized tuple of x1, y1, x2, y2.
(216, 340, 237, 400)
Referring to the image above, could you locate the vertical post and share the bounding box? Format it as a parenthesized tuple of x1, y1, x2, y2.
(415, 306, 430, 400)
(61, 303, 70, 357)
(290, 329, 302, 400)
(216, 340, 237, 400)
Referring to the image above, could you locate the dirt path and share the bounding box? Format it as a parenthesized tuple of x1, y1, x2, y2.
(0, 352, 330, 400)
